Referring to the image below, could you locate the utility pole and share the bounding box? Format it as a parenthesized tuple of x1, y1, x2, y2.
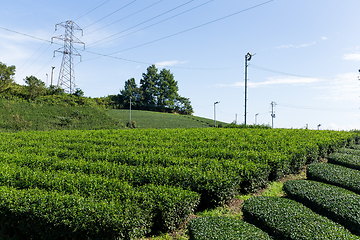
(244, 52, 253, 125)
(52, 20, 85, 94)
(214, 101, 220, 127)
(129, 96, 132, 128)
(51, 66, 55, 86)
(271, 101, 277, 128)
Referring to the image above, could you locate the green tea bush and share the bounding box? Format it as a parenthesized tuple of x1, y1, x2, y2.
(242, 196, 360, 240)
(328, 152, 360, 170)
(187, 216, 272, 240)
(337, 148, 360, 156)
(0, 162, 200, 233)
(307, 163, 360, 194)
(283, 180, 360, 235)
(0, 186, 151, 240)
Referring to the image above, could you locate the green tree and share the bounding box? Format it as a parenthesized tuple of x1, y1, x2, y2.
(0, 61, 16, 93)
(121, 78, 142, 108)
(156, 68, 179, 109)
(24, 76, 46, 100)
(176, 96, 194, 115)
(140, 65, 158, 106)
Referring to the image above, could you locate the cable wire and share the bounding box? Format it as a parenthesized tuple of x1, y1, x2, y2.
(86, 0, 163, 35)
(87, 0, 195, 48)
(277, 103, 357, 113)
(83, 0, 137, 29)
(74, 0, 111, 21)
(88, 0, 214, 48)
(104, 0, 274, 54)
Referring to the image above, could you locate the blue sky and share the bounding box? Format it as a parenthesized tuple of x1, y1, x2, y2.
(1, 0, 360, 130)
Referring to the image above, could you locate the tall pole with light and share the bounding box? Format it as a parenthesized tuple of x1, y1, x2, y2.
(244, 52, 254, 125)
(255, 113, 259, 125)
(214, 101, 220, 127)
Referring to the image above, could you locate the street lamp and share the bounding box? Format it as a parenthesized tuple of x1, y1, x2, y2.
(317, 124, 321, 130)
(214, 101, 220, 127)
(255, 113, 259, 125)
(244, 52, 254, 125)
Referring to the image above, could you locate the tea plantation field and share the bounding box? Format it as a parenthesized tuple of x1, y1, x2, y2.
(0, 128, 358, 239)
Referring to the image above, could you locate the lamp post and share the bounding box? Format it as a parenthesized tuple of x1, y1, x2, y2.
(255, 113, 259, 125)
(317, 124, 321, 130)
(244, 52, 254, 125)
(214, 101, 220, 127)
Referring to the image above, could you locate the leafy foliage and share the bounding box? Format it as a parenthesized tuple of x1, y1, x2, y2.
(307, 162, 360, 194)
(283, 180, 360, 236)
(0, 61, 15, 93)
(328, 152, 360, 171)
(188, 216, 271, 240)
(243, 196, 360, 240)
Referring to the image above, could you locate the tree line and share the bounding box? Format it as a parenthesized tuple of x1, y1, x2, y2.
(100, 65, 193, 114)
(0, 62, 193, 115)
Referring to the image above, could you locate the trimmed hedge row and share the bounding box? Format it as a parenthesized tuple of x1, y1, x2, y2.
(337, 148, 360, 156)
(242, 196, 360, 240)
(2, 152, 269, 208)
(0, 162, 200, 233)
(307, 163, 360, 194)
(328, 152, 360, 171)
(0, 186, 151, 240)
(187, 216, 271, 240)
(283, 180, 360, 236)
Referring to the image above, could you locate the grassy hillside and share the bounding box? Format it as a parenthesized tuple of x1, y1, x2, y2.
(0, 99, 123, 132)
(106, 109, 228, 129)
(0, 99, 227, 132)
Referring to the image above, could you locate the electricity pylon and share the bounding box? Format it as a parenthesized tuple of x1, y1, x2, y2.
(52, 20, 85, 94)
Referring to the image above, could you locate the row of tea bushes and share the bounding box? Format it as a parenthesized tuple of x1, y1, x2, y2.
(242, 196, 360, 240)
(328, 152, 360, 171)
(187, 216, 271, 240)
(0, 186, 150, 240)
(283, 180, 360, 236)
(306, 162, 360, 194)
(0, 128, 358, 238)
(0, 162, 200, 233)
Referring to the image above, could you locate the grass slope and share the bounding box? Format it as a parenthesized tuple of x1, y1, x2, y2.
(107, 109, 228, 129)
(0, 100, 227, 132)
(0, 100, 122, 132)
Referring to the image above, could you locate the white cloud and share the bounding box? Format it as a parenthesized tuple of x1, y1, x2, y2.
(155, 60, 187, 67)
(276, 37, 327, 49)
(315, 72, 359, 101)
(249, 76, 322, 88)
(216, 76, 323, 88)
(326, 123, 360, 131)
(276, 42, 316, 49)
(343, 53, 360, 61)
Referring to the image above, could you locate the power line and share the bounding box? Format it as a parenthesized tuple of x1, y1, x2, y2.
(83, 0, 137, 29)
(250, 64, 313, 79)
(17, 31, 55, 73)
(277, 103, 357, 113)
(85, 0, 164, 36)
(74, 0, 111, 21)
(104, 0, 274, 54)
(88, 0, 214, 48)
(87, 0, 195, 48)
(18, 43, 53, 77)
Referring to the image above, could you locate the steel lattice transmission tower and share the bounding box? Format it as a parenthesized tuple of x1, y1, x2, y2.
(52, 20, 85, 94)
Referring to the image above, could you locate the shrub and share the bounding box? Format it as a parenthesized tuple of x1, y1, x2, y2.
(328, 152, 360, 171)
(283, 180, 360, 236)
(0, 186, 151, 240)
(188, 216, 272, 240)
(242, 196, 360, 240)
(307, 162, 360, 194)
